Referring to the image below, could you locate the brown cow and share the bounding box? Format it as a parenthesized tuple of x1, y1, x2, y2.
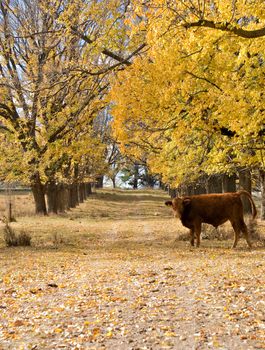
(165, 190, 257, 248)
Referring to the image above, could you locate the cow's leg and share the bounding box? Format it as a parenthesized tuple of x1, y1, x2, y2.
(194, 223, 202, 247)
(239, 219, 252, 248)
(190, 228, 195, 246)
(230, 221, 240, 248)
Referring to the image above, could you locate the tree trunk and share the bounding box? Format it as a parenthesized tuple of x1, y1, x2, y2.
(47, 183, 69, 214)
(57, 184, 68, 213)
(65, 185, 70, 210)
(85, 183, 92, 196)
(160, 181, 167, 191)
(260, 169, 265, 220)
(222, 174, 237, 193)
(69, 183, 79, 208)
(206, 175, 222, 193)
(96, 176, 104, 188)
(238, 168, 252, 214)
(31, 173, 47, 215)
(81, 183, 87, 201)
(46, 181, 58, 214)
(79, 183, 84, 203)
(186, 185, 195, 196)
(111, 176, 116, 188)
(169, 188, 177, 198)
(177, 184, 186, 196)
(133, 164, 139, 189)
(194, 182, 207, 194)
(144, 168, 156, 188)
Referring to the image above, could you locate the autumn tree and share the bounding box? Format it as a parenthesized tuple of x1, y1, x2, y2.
(0, 0, 103, 213)
(0, 0, 145, 214)
(110, 0, 265, 215)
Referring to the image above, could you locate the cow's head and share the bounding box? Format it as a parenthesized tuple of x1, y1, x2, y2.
(165, 197, 191, 218)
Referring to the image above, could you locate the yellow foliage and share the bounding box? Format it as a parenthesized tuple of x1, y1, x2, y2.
(0, 0, 128, 186)
(110, 0, 265, 186)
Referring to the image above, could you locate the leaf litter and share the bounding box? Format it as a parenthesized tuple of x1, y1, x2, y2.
(0, 189, 264, 349)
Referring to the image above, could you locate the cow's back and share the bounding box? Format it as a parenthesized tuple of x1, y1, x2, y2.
(181, 192, 243, 228)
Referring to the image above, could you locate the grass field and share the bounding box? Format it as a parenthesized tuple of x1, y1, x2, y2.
(0, 189, 264, 349)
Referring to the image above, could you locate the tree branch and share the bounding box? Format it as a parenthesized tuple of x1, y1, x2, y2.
(185, 70, 223, 91)
(183, 19, 265, 38)
(0, 122, 13, 133)
(70, 26, 146, 65)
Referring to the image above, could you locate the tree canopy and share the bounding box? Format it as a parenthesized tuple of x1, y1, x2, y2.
(0, 0, 144, 213)
(109, 0, 265, 187)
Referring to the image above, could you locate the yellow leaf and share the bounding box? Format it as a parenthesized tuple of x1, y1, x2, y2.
(106, 328, 113, 337)
(54, 328, 63, 333)
(92, 327, 101, 338)
(165, 331, 176, 337)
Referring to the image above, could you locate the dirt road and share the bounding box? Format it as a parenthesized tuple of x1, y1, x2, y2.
(0, 189, 264, 349)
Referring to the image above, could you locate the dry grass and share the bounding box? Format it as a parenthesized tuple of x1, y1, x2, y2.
(0, 188, 264, 250)
(0, 191, 35, 218)
(0, 188, 176, 250)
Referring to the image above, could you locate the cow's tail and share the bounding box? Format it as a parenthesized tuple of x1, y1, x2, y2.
(238, 190, 257, 219)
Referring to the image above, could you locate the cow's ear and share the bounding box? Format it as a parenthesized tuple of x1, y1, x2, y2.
(165, 201, 173, 207)
(183, 198, 191, 206)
